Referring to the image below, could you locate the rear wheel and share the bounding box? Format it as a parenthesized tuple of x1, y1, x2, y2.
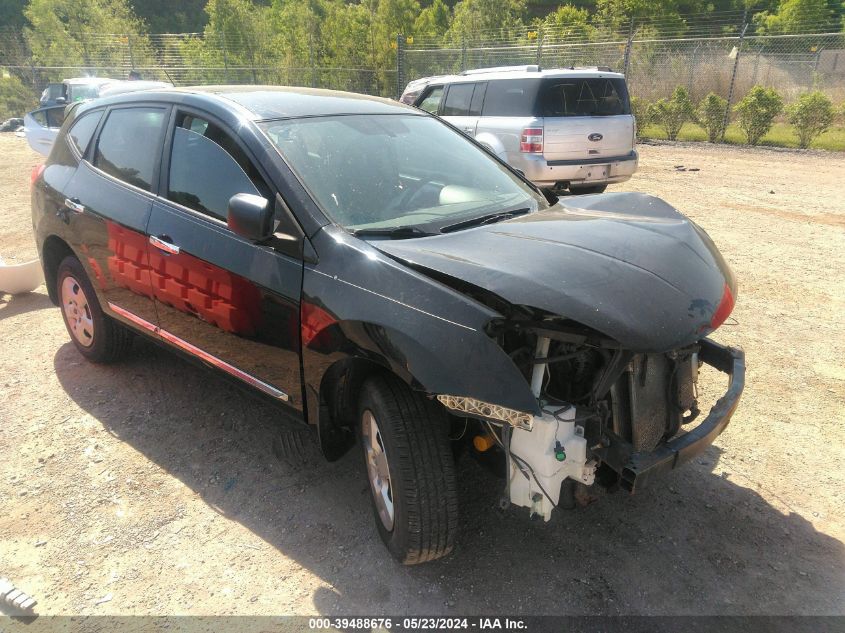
(56, 256, 132, 363)
(358, 375, 458, 564)
(570, 184, 608, 194)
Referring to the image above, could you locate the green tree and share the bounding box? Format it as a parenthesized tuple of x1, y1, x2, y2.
(182, 0, 276, 84)
(753, 0, 834, 34)
(414, 0, 451, 37)
(25, 0, 153, 76)
(0, 0, 27, 30)
(595, 0, 686, 35)
(647, 85, 695, 140)
(447, 0, 526, 41)
(786, 91, 835, 148)
(734, 85, 783, 145)
(697, 92, 728, 142)
(542, 4, 595, 39)
(0, 73, 35, 119)
(630, 95, 651, 138)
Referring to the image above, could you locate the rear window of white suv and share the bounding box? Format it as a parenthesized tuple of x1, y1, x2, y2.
(480, 77, 630, 117)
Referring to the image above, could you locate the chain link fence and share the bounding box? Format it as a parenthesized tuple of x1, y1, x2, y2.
(402, 25, 845, 105)
(1, 21, 844, 108)
(0, 30, 397, 100)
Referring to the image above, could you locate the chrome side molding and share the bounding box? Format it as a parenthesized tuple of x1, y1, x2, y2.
(107, 302, 290, 402)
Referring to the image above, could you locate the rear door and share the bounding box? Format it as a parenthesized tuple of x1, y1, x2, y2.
(146, 109, 304, 412)
(538, 77, 635, 163)
(61, 104, 168, 329)
(440, 82, 481, 136)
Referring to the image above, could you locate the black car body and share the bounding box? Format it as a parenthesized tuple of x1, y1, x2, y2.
(32, 87, 744, 563)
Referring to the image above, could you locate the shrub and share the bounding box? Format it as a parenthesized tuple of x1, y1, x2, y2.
(0, 74, 35, 120)
(734, 85, 784, 146)
(630, 95, 650, 138)
(647, 86, 695, 141)
(786, 91, 835, 149)
(697, 93, 728, 143)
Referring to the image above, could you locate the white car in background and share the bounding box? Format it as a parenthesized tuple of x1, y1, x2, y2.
(25, 78, 172, 156)
(402, 65, 638, 194)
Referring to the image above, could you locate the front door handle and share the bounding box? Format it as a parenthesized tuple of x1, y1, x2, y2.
(149, 235, 180, 255)
(64, 198, 85, 214)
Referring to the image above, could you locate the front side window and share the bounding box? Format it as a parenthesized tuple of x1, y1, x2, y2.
(260, 114, 546, 233)
(417, 86, 443, 114)
(94, 107, 165, 191)
(441, 83, 474, 116)
(167, 114, 266, 221)
(67, 110, 103, 155)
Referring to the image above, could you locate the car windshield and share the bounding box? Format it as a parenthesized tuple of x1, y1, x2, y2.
(68, 85, 101, 101)
(259, 114, 546, 234)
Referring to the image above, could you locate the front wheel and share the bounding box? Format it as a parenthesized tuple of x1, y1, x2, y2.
(358, 375, 459, 564)
(569, 184, 608, 194)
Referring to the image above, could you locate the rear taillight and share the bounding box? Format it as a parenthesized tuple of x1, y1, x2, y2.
(520, 127, 543, 153)
(30, 163, 45, 189)
(710, 283, 735, 331)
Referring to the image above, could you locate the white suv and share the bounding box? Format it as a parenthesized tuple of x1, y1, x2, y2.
(401, 65, 638, 193)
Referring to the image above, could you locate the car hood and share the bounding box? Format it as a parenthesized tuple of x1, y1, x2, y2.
(372, 192, 736, 352)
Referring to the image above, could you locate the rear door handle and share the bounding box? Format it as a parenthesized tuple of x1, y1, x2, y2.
(64, 198, 85, 214)
(149, 235, 180, 255)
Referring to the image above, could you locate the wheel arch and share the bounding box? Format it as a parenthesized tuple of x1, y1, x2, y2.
(314, 355, 394, 461)
(41, 234, 76, 305)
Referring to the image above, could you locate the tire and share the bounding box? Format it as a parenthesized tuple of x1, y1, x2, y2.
(358, 375, 459, 564)
(56, 255, 132, 363)
(570, 184, 608, 194)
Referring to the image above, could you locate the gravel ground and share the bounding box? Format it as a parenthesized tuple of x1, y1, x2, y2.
(0, 135, 843, 616)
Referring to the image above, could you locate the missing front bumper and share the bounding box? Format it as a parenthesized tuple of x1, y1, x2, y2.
(594, 338, 745, 492)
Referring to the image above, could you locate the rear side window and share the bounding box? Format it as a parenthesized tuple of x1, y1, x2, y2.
(539, 78, 631, 117)
(94, 107, 166, 191)
(481, 79, 539, 117)
(442, 83, 474, 116)
(417, 86, 443, 114)
(167, 113, 267, 221)
(67, 110, 103, 155)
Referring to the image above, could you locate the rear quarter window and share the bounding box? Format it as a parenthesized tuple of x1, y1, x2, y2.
(67, 110, 103, 155)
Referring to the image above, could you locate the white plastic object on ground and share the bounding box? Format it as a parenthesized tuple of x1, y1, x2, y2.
(508, 405, 597, 521)
(0, 255, 45, 295)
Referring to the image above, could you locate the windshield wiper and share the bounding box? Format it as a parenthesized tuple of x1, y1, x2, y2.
(351, 226, 435, 239)
(440, 208, 531, 233)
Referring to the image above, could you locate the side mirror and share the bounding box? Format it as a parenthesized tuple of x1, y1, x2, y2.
(227, 193, 273, 241)
(55, 96, 67, 104)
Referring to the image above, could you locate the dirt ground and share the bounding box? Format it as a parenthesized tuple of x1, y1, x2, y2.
(0, 134, 843, 616)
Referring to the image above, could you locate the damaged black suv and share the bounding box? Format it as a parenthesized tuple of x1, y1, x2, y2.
(32, 86, 744, 564)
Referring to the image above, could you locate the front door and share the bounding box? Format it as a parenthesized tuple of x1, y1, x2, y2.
(441, 82, 483, 136)
(146, 110, 304, 412)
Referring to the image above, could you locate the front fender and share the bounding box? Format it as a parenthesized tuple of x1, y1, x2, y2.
(300, 227, 540, 425)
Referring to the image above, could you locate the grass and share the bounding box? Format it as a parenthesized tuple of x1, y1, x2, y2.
(640, 121, 845, 152)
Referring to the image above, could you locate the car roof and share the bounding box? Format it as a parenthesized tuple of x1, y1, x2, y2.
(411, 66, 625, 87)
(64, 77, 115, 86)
(76, 85, 417, 121)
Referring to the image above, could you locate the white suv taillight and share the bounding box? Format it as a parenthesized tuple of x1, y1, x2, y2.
(520, 127, 543, 153)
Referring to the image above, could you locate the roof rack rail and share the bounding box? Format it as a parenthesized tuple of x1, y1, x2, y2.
(460, 65, 541, 76)
(559, 65, 614, 72)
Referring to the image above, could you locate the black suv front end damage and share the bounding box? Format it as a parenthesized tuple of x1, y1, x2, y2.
(367, 191, 745, 517)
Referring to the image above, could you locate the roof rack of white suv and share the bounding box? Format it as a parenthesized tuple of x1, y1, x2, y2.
(460, 65, 541, 75)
